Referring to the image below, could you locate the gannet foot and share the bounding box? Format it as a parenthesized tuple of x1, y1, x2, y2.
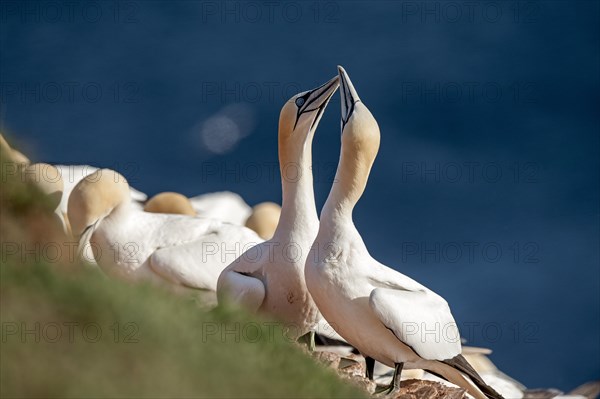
(365, 356, 375, 380)
(373, 384, 396, 396)
(373, 362, 404, 397)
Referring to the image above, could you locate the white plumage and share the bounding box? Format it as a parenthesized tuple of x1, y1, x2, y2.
(55, 164, 147, 216)
(69, 169, 261, 292)
(189, 191, 252, 225)
(305, 66, 502, 399)
(217, 76, 340, 340)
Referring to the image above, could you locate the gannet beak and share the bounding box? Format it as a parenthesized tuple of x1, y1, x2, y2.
(294, 75, 340, 132)
(76, 219, 101, 260)
(338, 65, 361, 132)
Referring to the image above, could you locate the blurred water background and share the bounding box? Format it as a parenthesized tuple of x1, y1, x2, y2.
(1, 0, 598, 390)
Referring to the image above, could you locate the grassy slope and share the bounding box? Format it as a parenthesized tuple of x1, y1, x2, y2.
(0, 151, 364, 398)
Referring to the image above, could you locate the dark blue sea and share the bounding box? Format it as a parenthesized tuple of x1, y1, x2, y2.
(1, 0, 598, 391)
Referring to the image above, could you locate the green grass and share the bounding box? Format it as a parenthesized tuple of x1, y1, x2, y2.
(0, 261, 363, 398)
(0, 153, 365, 399)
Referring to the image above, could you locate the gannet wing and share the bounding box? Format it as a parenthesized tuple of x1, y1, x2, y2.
(366, 261, 431, 292)
(148, 220, 262, 291)
(149, 239, 223, 291)
(217, 270, 265, 312)
(369, 287, 462, 361)
(189, 191, 252, 225)
(215, 240, 272, 311)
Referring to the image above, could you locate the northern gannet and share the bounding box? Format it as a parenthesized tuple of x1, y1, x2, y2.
(55, 164, 147, 265)
(189, 191, 252, 225)
(145, 193, 280, 240)
(217, 76, 340, 341)
(68, 168, 262, 291)
(144, 192, 197, 216)
(305, 66, 503, 399)
(461, 347, 524, 399)
(55, 164, 147, 219)
(244, 202, 281, 239)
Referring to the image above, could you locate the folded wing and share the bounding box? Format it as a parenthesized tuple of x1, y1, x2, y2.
(147, 219, 262, 291)
(369, 286, 462, 361)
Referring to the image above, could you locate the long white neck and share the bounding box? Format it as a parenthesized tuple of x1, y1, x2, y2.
(321, 135, 377, 229)
(274, 133, 319, 243)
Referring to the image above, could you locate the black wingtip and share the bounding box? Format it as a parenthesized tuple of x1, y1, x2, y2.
(443, 354, 505, 399)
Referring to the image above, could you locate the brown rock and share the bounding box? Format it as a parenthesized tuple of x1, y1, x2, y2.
(397, 379, 466, 399)
(310, 351, 466, 399)
(313, 350, 341, 369)
(337, 356, 376, 393)
(339, 356, 366, 378)
(388, 379, 465, 399)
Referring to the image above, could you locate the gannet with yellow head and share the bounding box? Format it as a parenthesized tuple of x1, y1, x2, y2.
(217, 76, 340, 341)
(55, 164, 147, 221)
(304, 67, 504, 399)
(244, 202, 281, 240)
(68, 169, 262, 290)
(144, 192, 197, 216)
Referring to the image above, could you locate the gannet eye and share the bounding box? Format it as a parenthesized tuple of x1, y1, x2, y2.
(295, 97, 305, 107)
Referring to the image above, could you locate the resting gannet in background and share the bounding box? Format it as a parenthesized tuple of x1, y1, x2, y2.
(0, 136, 147, 209)
(305, 67, 503, 399)
(56, 164, 147, 265)
(217, 76, 340, 342)
(461, 347, 524, 399)
(68, 169, 262, 291)
(144, 192, 197, 216)
(145, 193, 281, 240)
(244, 202, 281, 240)
(55, 165, 147, 218)
(189, 191, 251, 225)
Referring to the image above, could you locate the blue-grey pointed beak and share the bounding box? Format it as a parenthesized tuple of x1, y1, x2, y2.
(338, 66, 361, 132)
(295, 75, 340, 131)
(306, 75, 340, 109)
